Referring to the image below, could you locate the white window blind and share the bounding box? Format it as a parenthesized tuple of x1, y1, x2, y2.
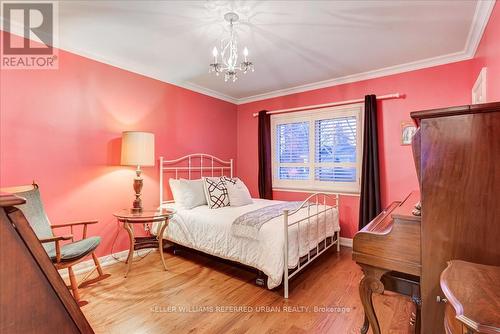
(271, 104, 363, 193)
(277, 122, 309, 180)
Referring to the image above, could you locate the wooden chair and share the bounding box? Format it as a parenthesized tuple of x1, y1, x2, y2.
(1, 183, 110, 306)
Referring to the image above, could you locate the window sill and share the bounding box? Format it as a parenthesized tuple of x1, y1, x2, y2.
(272, 187, 360, 197)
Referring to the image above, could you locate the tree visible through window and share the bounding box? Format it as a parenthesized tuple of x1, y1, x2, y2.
(277, 122, 309, 180)
(315, 116, 357, 182)
(271, 104, 363, 193)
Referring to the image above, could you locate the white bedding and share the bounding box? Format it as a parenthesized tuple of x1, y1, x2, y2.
(153, 198, 339, 289)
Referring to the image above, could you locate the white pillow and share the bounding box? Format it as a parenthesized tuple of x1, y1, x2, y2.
(203, 177, 230, 209)
(168, 178, 207, 210)
(223, 177, 253, 207)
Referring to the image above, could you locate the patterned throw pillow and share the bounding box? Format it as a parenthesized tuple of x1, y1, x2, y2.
(203, 177, 230, 209)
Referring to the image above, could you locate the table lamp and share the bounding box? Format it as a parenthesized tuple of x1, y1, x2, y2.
(121, 131, 155, 213)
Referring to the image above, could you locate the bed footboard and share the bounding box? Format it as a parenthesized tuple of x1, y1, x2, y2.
(283, 193, 340, 298)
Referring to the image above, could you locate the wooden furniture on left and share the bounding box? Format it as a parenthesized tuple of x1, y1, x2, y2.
(353, 190, 421, 334)
(0, 184, 110, 306)
(113, 208, 173, 277)
(0, 192, 94, 333)
(440, 260, 500, 334)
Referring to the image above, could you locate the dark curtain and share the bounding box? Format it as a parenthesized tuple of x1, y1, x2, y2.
(358, 95, 381, 229)
(258, 110, 273, 199)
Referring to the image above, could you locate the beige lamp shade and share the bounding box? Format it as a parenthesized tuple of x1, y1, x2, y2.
(120, 131, 155, 167)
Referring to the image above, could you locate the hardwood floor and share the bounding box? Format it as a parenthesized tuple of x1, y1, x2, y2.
(79, 247, 414, 333)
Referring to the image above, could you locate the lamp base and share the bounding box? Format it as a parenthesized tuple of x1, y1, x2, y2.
(130, 206, 142, 214)
(131, 166, 143, 213)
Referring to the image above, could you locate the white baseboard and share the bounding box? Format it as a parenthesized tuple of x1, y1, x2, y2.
(340, 237, 353, 248)
(58, 249, 151, 278)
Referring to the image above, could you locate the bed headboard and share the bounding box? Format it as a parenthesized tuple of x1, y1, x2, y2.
(159, 154, 233, 205)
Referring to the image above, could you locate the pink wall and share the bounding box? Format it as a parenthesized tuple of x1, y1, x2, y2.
(237, 60, 476, 238)
(472, 2, 500, 102)
(0, 32, 237, 256)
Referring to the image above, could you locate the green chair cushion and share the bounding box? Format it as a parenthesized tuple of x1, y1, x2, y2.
(48, 236, 101, 262)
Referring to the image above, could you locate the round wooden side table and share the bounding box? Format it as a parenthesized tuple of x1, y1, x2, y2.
(113, 208, 173, 277)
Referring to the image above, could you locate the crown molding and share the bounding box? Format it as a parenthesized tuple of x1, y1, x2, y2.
(37, 44, 240, 105)
(235, 51, 471, 104)
(82, 54, 238, 104)
(234, 0, 496, 105)
(464, 0, 496, 58)
(3, 0, 494, 107)
(175, 82, 239, 104)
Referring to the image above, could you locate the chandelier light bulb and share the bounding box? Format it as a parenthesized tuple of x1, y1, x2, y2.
(212, 47, 218, 58)
(243, 47, 249, 61)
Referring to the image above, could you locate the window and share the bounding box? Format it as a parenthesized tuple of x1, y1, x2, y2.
(271, 104, 363, 193)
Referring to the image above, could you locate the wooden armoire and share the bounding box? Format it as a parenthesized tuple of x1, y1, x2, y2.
(411, 102, 500, 333)
(0, 193, 94, 333)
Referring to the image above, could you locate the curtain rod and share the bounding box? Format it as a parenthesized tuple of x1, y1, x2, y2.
(251, 93, 402, 117)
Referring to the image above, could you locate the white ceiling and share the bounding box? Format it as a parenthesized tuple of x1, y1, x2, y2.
(52, 1, 495, 103)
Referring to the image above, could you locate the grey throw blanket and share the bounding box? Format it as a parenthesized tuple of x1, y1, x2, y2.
(232, 202, 303, 240)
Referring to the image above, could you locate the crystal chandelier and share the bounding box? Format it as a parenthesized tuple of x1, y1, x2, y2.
(209, 12, 254, 82)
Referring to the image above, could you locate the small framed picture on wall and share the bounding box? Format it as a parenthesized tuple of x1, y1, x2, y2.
(401, 121, 417, 145)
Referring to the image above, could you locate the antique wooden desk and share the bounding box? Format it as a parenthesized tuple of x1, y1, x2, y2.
(440, 260, 500, 334)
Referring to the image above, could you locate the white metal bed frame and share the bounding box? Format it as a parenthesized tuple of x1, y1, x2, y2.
(159, 153, 340, 298)
(159, 153, 233, 205)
